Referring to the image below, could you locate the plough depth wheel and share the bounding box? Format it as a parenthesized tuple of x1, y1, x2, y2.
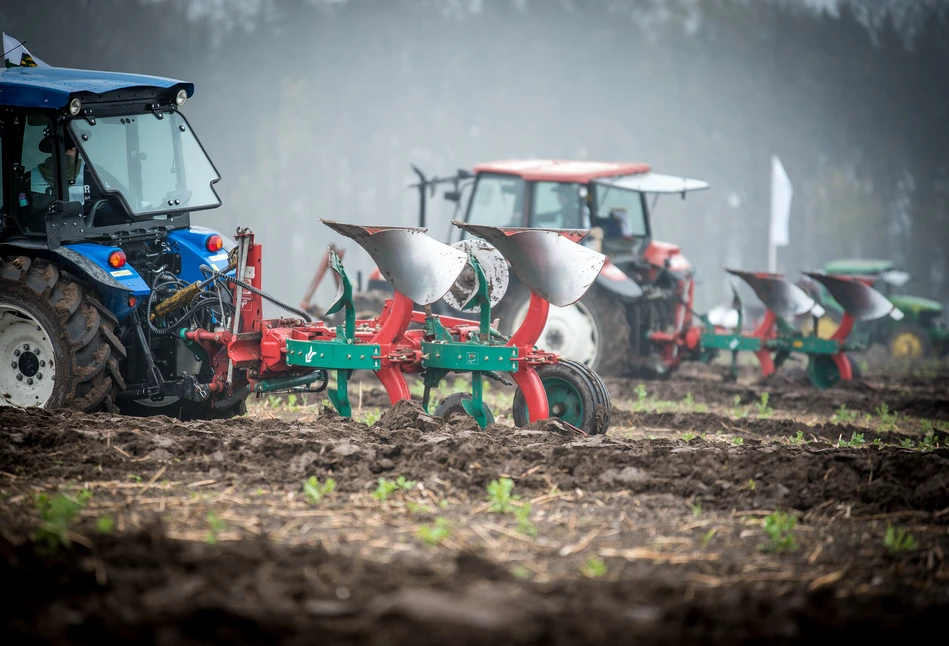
(434, 392, 496, 426)
(512, 359, 611, 434)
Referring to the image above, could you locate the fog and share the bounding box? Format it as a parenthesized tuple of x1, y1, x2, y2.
(4, 0, 948, 315)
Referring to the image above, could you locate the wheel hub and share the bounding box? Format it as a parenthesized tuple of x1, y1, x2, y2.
(0, 303, 56, 407)
(891, 332, 922, 358)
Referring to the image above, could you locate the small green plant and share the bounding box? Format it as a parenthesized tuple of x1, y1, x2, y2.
(360, 409, 381, 426)
(788, 430, 805, 446)
(514, 502, 537, 537)
(395, 475, 416, 491)
(833, 404, 858, 424)
(731, 394, 748, 419)
(128, 474, 142, 483)
(510, 565, 534, 580)
(286, 393, 299, 412)
(205, 511, 225, 544)
(732, 436, 744, 446)
(919, 433, 938, 452)
(688, 500, 702, 518)
(34, 489, 92, 552)
(405, 500, 432, 514)
(486, 477, 518, 513)
(683, 392, 695, 408)
(373, 477, 398, 502)
(304, 476, 336, 504)
(759, 510, 798, 552)
(417, 517, 451, 545)
(900, 437, 916, 449)
(633, 383, 648, 411)
(747, 479, 756, 491)
(96, 514, 115, 534)
(681, 431, 696, 442)
(884, 524, 918, 554)
(875, 403, 900, 432)
(265, 394, 281, 409)
(756, 392, 773, 418)
(838, 432, 865, 448)
(701, 528, 716, 548)
(581, 556, 608, 578)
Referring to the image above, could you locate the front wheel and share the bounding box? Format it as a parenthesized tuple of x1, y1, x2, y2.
(0, 256, 125, 411)
(511, 359, 612, 435)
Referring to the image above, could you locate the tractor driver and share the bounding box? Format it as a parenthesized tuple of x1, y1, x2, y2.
(535, 183, 583, 228)
(19, 130, 123, 231)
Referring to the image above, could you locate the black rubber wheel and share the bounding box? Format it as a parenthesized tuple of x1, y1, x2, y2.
(512, 359, 612, 434)
(494, 282, 630, 378)
(0, 256, 125, 411)
(846, 353, 863, 379)
(887, 323, 932, 359)
(433, 392, 495, 426)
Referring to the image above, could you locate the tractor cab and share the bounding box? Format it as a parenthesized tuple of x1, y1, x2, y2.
(1, 65, 221, 247)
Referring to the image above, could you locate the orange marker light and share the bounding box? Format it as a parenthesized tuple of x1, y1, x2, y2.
(206, 235, 224, 252)
(128, 296, 137, 308)
(108, 250, 127, 268)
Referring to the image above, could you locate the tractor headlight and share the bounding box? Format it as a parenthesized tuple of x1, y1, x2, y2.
(68, 97, 82, 116)
(175, 89, 188, 106)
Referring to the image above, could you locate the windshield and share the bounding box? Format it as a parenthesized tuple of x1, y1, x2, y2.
(465, 174, 525, 230)
(68, 111, 220, 216)
(592, 182, 647, 237)
(531, 181, 583, 228)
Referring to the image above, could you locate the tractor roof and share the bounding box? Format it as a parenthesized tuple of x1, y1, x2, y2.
(473, 159, 650, 183)
(0, 66, 192, 110)
(823, 258, 895, 275)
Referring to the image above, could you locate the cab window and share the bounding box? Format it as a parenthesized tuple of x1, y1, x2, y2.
(465, 174, 525, 229)
(531, 182, 583, 228)
(15, 114, 57, 233)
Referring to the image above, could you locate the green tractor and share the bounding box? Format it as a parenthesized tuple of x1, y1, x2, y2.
(798, 259, 948, 359)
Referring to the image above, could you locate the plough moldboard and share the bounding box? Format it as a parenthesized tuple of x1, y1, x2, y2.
(183, 220, 613, 434)
(702, 268, 904, 388)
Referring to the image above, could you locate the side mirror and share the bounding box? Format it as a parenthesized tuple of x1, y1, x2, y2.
(444, 190, 461, 202)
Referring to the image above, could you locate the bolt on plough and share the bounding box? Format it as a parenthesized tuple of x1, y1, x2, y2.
(181, 220, 612, 434)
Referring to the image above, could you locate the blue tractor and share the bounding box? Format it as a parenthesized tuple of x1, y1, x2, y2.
(0, 63, 250, 419)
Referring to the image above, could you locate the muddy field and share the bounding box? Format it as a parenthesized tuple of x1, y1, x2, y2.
(2, 357, 948, 644)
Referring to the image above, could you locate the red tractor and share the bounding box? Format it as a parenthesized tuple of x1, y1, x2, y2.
(310, 160, 713, 378)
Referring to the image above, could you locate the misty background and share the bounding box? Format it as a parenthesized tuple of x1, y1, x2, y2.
(4, 0, 948, 315)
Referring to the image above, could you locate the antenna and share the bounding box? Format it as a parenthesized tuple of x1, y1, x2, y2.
(2, 39, 27, 61)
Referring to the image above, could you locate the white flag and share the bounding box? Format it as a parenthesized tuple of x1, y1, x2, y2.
(3, 33, 48, 68)
(770, 155, 792, 247)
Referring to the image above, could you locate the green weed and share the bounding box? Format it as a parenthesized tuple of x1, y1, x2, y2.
(373, 477, 398, 502)
(360, 409, 381, 426)
(759, 510, 798, 553)
(689, 500, 702, 518)
(833, 404, 858, 424)
(581, 556, 608, 578)
(304, 476, 336, 504)
(884, 524, 918, 554)
(900, 437, 916, 449)
(838, 432, 866, 448)
(34, 489, 91, 552)
(875, 403, 899, 432)
(756, 392, 773, 418)
(701, 528, 716, 548)
(681, 431, 696, 442)
(514, 502, 537, 537)
(417, 517, 451, 545)
(732, 437, 744, 446)
(205, 511, 225, 544)
(96, 514, 115, 534)
(788, 430, 806, 446)
(486, 477, 518, 513)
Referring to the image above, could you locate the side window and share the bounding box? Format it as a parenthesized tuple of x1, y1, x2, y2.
(16, 115, 56, 233)
(531, 182, 582, 228)
(466, 175, 525, 229)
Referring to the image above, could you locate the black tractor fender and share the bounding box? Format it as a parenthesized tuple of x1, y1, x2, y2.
(0, 239, 137, 311)
(593, 272, 643, 300)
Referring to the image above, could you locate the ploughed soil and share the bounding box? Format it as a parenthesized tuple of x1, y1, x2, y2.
(1, 360, 948, 644)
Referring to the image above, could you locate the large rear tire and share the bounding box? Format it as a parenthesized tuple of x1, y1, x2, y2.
(888, 323, 932, 359)
(511, 359, 612, 435)
(0, 256, 125, 411)
(494, 283, 630, 378)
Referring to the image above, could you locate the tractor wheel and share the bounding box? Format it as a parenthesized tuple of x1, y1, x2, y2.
(888, 323, 932, 359)
(511, 359, 612, 435)
(433, 392, 495, 426)
(0, 256, 125, 411)
(495, 283, 629, 378)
